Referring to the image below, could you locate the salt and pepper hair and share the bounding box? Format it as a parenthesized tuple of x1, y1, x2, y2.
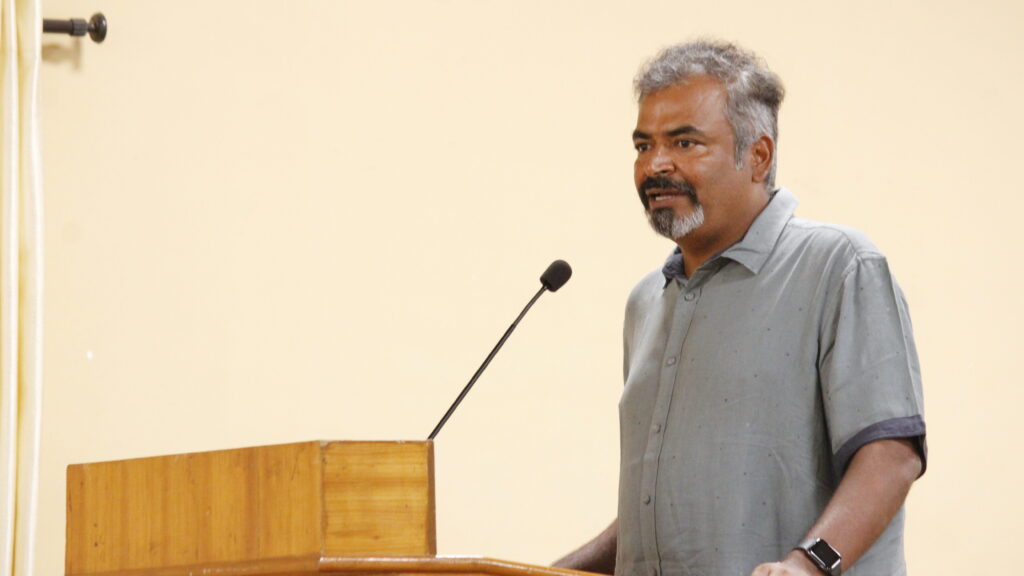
(635, 40, 785, 188)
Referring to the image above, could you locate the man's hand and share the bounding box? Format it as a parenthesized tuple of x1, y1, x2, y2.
(749, 562, 813, 576)
(749, 550, 818, 576)
(552, 519, 618, 575)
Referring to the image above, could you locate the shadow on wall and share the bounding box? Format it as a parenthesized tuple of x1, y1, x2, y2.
(42, 38, 82, 69)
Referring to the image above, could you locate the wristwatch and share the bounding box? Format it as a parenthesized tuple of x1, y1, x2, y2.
(794, 537, 842, 576)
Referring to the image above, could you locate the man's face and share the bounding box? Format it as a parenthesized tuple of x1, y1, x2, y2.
(633, 76, 755, 244)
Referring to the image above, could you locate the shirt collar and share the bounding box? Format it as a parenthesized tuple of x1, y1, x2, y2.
(661, 187, 798, 284)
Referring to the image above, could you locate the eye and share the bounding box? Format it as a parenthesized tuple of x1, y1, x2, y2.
(634, 142, 650, 153)
(675, 139, 695, 149)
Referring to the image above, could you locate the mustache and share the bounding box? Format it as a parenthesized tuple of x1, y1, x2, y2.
(638, 176, 698, 207)
(640, 176, 697, 197)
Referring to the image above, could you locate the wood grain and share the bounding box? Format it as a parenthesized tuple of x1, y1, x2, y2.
(63, 555, 597, 576)
(318, 556, 600, 576)
(322, 442, 436, 557)
(66, 441, 436, 575)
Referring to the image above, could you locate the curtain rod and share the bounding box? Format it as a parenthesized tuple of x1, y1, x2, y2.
(42, 13, 106, 44)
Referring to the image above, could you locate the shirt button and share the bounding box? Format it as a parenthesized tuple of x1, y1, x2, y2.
(684, 291, 696, 301)
(651, 569, 659, 576)
(653, 423, 662, 433)
(666, 356, 677, 366)
(643, 495, 651, 505)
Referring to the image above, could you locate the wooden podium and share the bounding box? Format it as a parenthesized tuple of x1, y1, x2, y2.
(66, 441, 589, 576)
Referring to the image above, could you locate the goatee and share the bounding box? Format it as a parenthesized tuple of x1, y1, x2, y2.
(648, 205, 705, 240)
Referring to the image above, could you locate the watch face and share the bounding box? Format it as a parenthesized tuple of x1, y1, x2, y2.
(809, 539, 841, 567)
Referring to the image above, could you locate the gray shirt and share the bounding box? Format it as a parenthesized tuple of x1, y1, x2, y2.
(616, 188, 926, 576)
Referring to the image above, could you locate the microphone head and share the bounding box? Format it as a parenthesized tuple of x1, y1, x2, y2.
(540, 260, 573, 292)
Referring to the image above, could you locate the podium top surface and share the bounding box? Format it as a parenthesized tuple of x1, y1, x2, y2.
(67, 555, 603, 576)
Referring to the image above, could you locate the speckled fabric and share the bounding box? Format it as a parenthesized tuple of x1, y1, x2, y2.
(616, 188, 925, 576)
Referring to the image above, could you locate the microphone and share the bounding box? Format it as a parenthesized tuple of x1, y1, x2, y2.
(541, 259, 572, 292)
(427, 260, 573, 440)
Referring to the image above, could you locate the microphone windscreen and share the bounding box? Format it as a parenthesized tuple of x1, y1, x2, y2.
(540, 260, 573, 292)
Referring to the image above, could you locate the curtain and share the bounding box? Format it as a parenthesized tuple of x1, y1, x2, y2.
(0, 0, 42, 575)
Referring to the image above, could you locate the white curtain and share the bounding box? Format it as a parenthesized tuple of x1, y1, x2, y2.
(0, 0, 42, 575)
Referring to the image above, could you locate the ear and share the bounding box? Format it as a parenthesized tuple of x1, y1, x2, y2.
(748, 135, 774, 185)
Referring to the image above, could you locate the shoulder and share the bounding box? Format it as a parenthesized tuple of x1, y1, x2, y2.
(781, 220, 914, 332)
(785, 217, 883, 256)
(778, 217, 889, 276)
(625, 268, 666, 313)
(622, 266, 669, 345)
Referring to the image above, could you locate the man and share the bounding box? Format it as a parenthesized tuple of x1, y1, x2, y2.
(555, 41, 926, 576)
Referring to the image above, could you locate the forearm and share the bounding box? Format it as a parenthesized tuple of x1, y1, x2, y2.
(553, 519, 618, 575)
(753, 438, 922, 575)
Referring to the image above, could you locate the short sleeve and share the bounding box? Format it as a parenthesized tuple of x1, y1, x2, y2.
(819, 255, 926, 478)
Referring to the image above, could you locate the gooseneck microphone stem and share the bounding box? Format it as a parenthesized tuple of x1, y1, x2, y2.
(427, 285, 548, 440)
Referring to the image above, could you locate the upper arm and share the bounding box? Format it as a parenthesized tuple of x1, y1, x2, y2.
(818, 254, 927, 478)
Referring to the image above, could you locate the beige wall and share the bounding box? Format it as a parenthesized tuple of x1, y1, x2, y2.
(37, 1, 1021, 574)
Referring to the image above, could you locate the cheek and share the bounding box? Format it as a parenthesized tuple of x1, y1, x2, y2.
(681, 164, 720, 192)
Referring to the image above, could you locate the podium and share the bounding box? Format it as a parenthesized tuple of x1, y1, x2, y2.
(66, 441, 589, 576)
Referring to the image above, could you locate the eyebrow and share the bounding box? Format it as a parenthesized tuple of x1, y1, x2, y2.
(632, 125, 707, 141)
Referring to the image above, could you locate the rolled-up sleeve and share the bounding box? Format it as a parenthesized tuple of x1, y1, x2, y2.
(819, 254, 927, 478)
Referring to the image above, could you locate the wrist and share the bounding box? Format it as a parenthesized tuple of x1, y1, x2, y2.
(782, 549, 820, 575)
(792, 538, 842, 576)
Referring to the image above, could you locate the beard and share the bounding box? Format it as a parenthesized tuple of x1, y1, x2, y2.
(638, 175, 704, 240)
(647, 205, 706, 240)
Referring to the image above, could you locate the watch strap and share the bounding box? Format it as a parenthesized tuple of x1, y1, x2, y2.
(794, 537, 842, 576)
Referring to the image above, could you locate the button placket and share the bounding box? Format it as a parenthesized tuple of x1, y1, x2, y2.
(638, 283, 699, 572)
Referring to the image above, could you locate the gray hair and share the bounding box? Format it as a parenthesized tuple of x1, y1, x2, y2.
(635, 40, 785, 188)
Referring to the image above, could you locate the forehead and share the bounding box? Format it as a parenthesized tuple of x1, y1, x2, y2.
(635, 76, 731, 137)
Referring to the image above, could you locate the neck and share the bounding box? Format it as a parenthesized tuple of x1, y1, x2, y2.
(676, 189, 771, 277)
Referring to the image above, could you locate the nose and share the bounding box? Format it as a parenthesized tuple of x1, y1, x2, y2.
(645, 145, 674, 176)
